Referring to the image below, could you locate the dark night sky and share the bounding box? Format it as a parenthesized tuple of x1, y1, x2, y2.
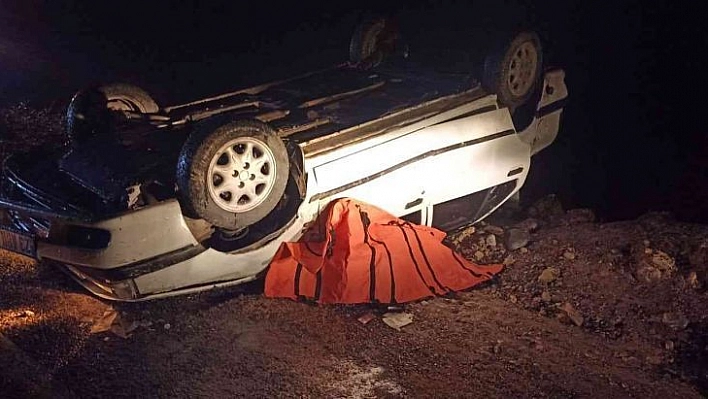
(1, 0, 706, 223)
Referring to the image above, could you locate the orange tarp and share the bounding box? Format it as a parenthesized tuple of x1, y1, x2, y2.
(265, 198, 503, 304)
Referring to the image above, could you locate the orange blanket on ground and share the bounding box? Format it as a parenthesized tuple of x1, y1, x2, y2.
(264, 198, 503, 304)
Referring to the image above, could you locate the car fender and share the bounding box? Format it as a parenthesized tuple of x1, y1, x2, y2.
(518, 68, 568, 155)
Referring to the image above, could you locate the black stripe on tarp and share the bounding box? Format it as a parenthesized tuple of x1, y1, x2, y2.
(395, 224, 433, 294)
(449, 247, 485, 278)
(305, 242, 323, 257)
(358, 209, 377, 303)
(314, 270, 322, 301)
(294, 263, 303, 297)
(369, 233, 397, 304)
(405, 222, 450, 293)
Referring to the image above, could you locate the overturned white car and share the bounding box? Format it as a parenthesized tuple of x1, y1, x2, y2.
(0, 20, 567, 300)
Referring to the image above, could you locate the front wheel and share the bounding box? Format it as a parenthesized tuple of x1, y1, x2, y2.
(65, 83, 159, 145)
(176, 119, 289, 231)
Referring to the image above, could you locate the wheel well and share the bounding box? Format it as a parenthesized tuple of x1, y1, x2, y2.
(206, 170, 304, 252)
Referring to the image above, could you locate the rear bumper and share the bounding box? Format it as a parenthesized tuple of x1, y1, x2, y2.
(59, 262, 261, 301)
(36, 199, 200, 270)
(0, 196, 306, 301)
(54, 212, 304, 301)
(0, 199, 209, 300)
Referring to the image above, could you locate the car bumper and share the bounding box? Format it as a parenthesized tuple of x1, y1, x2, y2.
(36, 200, 201, 270)
(60, 262, 262, 301)
(0, 197, 303, 300)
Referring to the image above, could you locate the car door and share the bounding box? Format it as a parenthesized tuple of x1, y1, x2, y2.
(304, 96, 527, 221)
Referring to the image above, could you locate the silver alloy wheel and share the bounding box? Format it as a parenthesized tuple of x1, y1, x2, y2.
(507, 41, 538, 97)
(207, 137, 277, 213)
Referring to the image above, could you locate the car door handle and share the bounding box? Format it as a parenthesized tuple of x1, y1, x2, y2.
(405, 198, 423, 209)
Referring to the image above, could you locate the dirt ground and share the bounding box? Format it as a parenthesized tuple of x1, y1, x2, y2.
(1, 201, 708, 398)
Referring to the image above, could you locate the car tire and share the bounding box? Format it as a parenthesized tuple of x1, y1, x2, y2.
(176, 119, 289, 231)
(349, 16, 408, 68)
(66, 83, 159, 145)
(482, 31, 543, 111)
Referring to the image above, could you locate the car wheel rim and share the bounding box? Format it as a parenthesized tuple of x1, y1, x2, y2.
(362, 20, 385, 59)
(207, 137, 278, 213)
(507, 41, 538, 97)
(106, 97, 141, 112)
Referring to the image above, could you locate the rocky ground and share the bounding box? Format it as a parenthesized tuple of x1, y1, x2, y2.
(1, 196, 707, 398)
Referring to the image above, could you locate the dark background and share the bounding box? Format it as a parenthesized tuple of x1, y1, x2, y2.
(1, 0, 706, 223)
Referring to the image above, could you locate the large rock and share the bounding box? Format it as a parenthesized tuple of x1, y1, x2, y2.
(688, 239, 708, 280)
(563, 250, 576, 261)
(650, 251, 676, 272)
(527, 194, 564, 222)
(485, 234, 497, 247)
(474, 251, 485, 261)
(686, 271, 702, 290)
(504, 228, 530, 251)
(515, 218, 539, 232)
(559, 303, 584, 326)
(483, 225, 505, 236)
(449, 226, 476, 247)
(635, 249, 676, 282)
(538, 267, 560, 283)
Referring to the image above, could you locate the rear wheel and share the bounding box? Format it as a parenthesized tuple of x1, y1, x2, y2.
(98, 83, 159, 114)
(65, 83, 159, 145)
(349, 16, 408, 68)
(176, 119, 289, 231)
